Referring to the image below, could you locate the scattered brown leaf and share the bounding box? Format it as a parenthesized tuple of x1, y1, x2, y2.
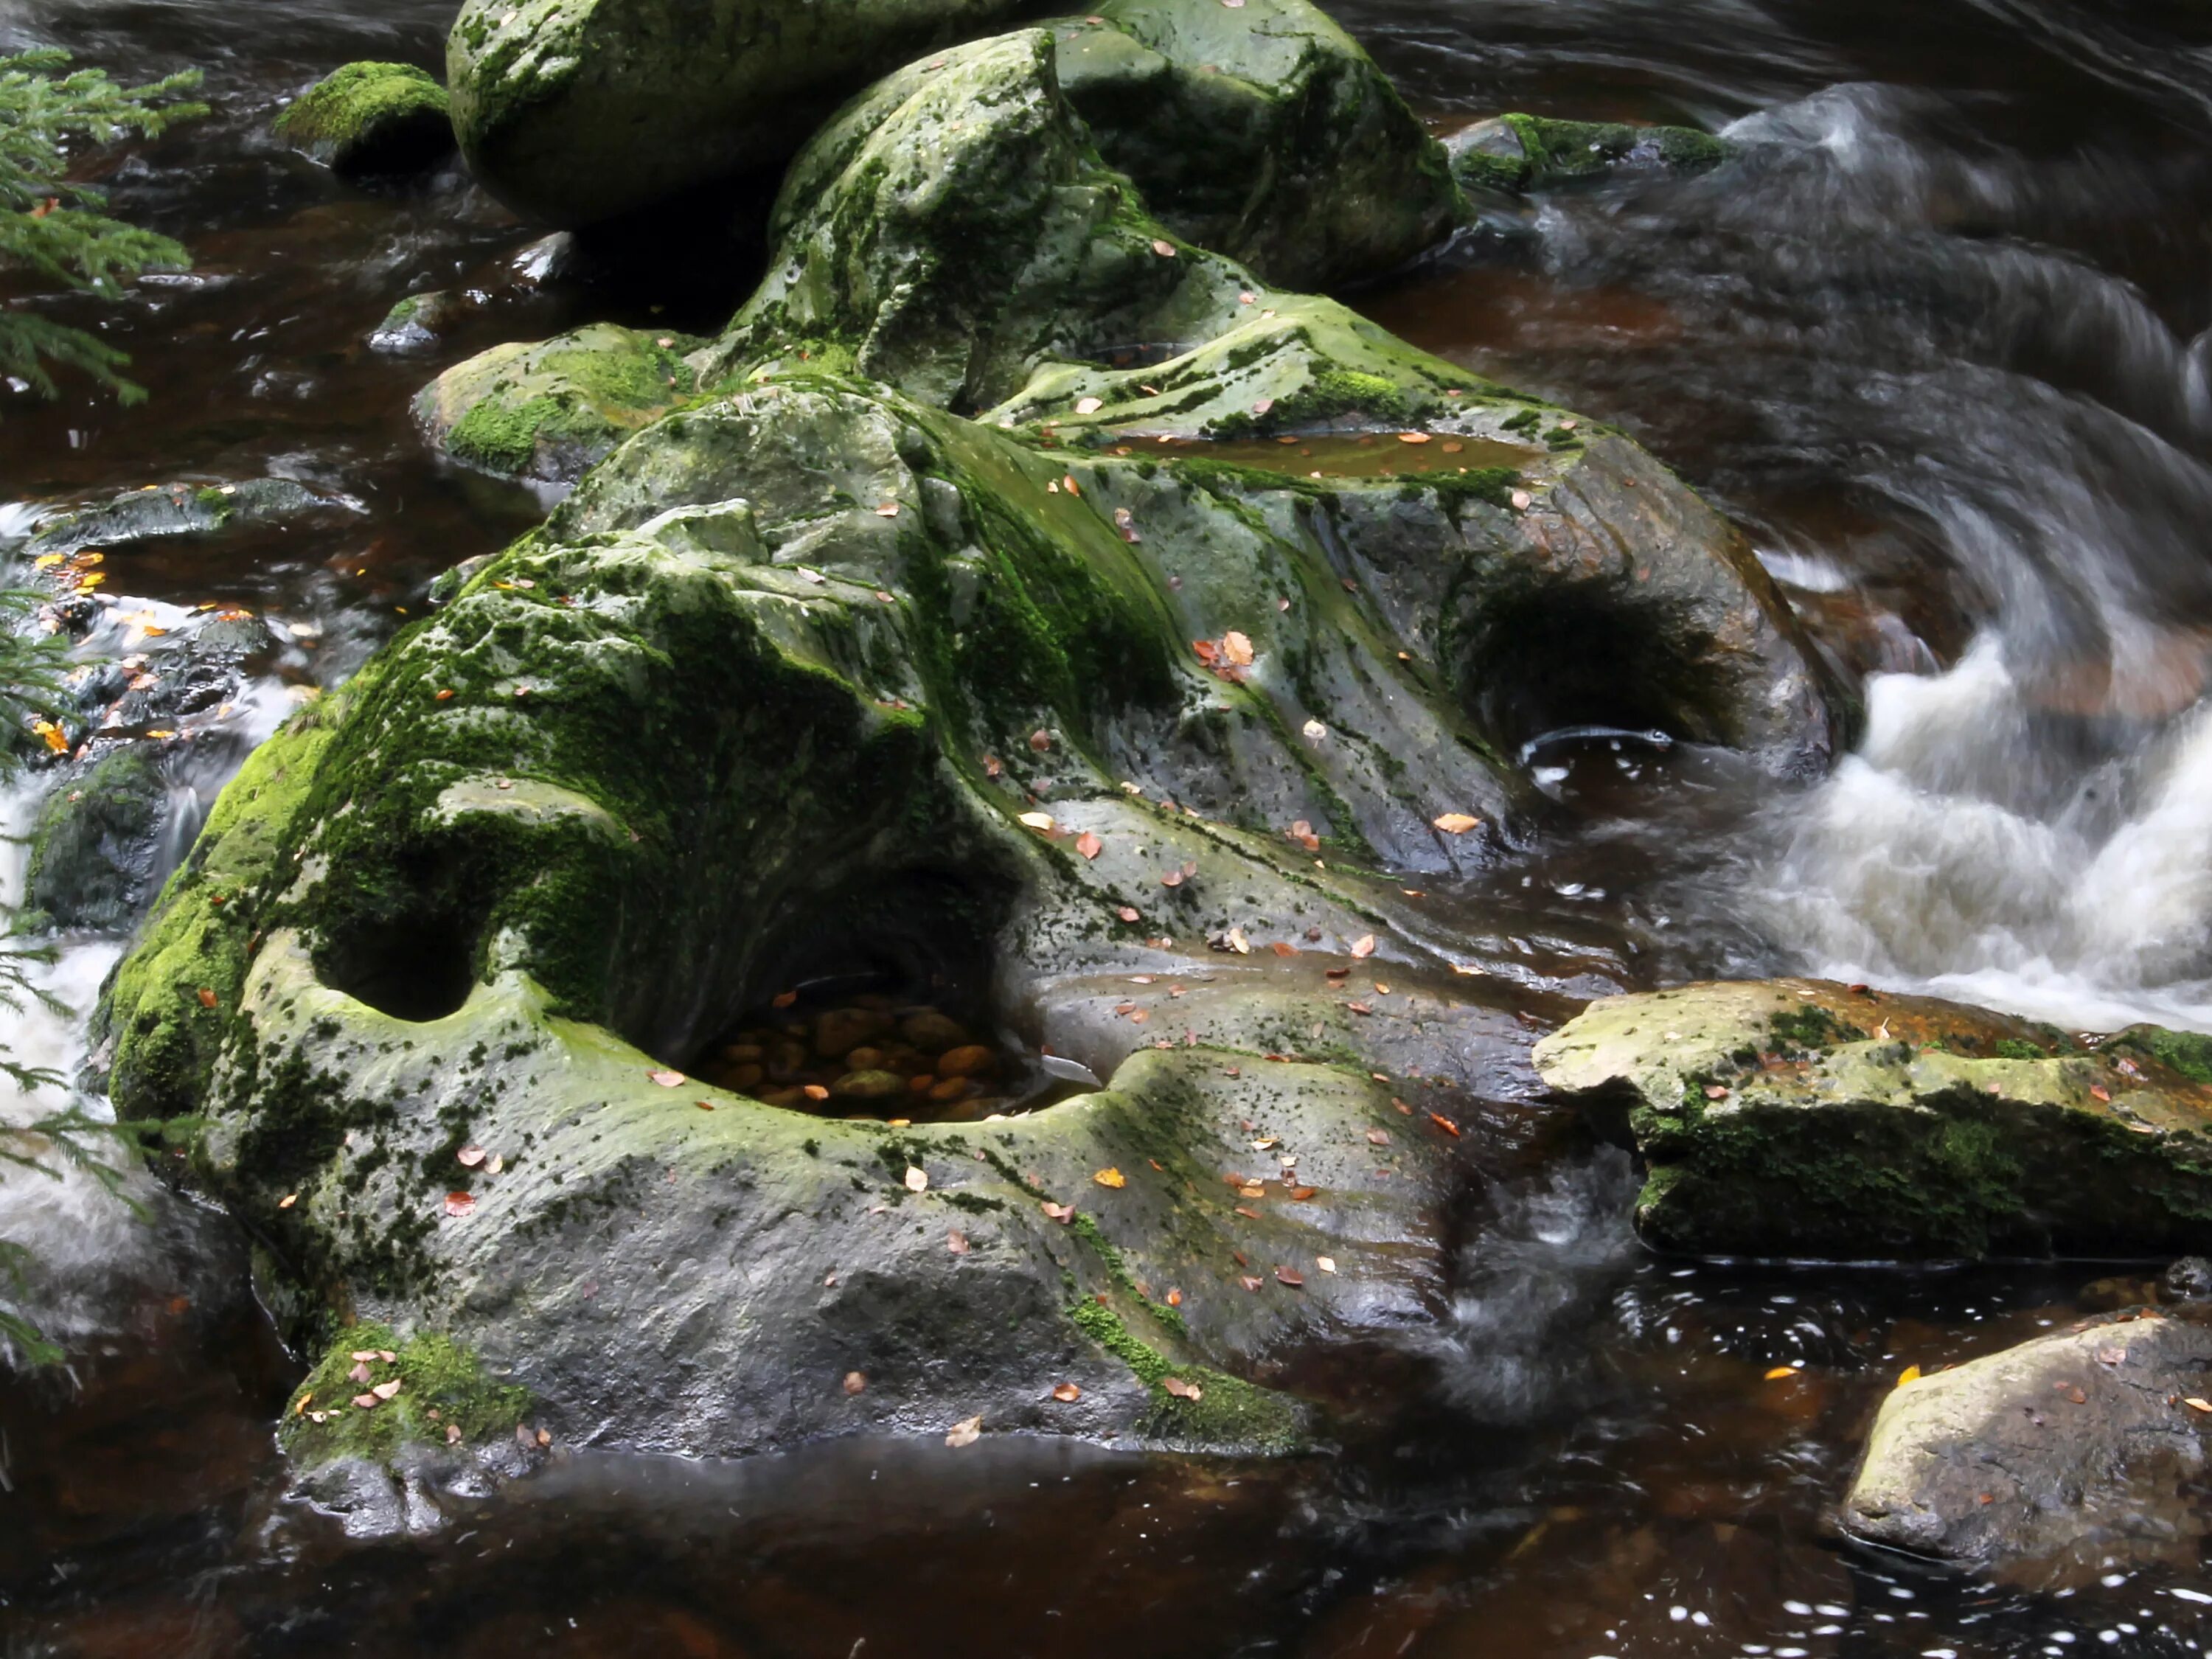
(1093, 1166, 1127, 1189)
(1041, 1200, 1075, 1223)
(946, 1414, 983, 1447)
(443, 1191, 476, 1217)
(1432, 813, 1481, 835)
(1427, 1112, 1460, 1138)
(1162, 1376, 1203, 1399)
(904, 1166, 930, 1193)
(1350, 934, 1376, 959)
(1077, 830, 1103, 860)
(947, 1229, 971, 1254)
(1052, 1382, 1081, 1402)
(456, 1145, 487, 1168)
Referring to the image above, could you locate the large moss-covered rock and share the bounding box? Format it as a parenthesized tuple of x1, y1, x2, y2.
(445, 0, 1051, 227)
(1841, 1310, 2212, 1584)
(1055, 0, 1456, 288)
(1534, 978, 2212, 1260)
(275, 62, 456, 175)
(414, 323, 703, 484)
(1444, 113, 1728, 198)
(101, 5, 1844, 1481)
(717, 26, 1836, 770)
(98, 352, 1547, 1465)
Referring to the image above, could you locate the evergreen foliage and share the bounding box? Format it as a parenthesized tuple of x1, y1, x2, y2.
(1, 50, 201, 1364)
(0, 48, 204, 404)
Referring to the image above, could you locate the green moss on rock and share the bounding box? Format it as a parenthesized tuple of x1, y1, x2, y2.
(416, 323, 703, 483)
(280, 1322, 530, 1467)
(275, 62, 455, 175)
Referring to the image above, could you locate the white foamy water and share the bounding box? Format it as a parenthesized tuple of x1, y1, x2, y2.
(1760, 639, 2212, 1033)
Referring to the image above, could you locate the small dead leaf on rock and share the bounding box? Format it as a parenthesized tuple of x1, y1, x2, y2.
(984, 753, 1004, 778)
(1019, 810, 1057, 833)
(804, 1083, 831, 1102)
(2096, 1346, 2129, 1366)
(1315, 1256, 1337, 1273)
(648, 1068, 684, 1087)
(2183, 1397, 2212, 1413)
(1427, 1112, 1460, 1138)
(354, 1393, 380, 1410)
(947, 1229, 971, 1254)
(2054, 1382, 2087, 1405)
(1510, 489, 1533, 511)
(946, 1414, 984, 1447)
(1166, 1287, 1183, 1306)
(772, 990, 799, 1009)
(279, 1192, 299, 1209)
(457, 1145, 487, 1168)
(904, 1166, 930, 1193)
(1093, 1166, 1127, 1189)
(1275, 1266, 1304, 1287)
(1029, 728, 1054, 752)
(844, 1371, 867, 1395)
(1432, 813, 1481, 835)
(1075, 396, 1103, 414)
(445, 1423, 464, 1444)
(348, 1360, 372, 1384)
(197, 987, 218, 1009)
(1222, 630, 1255, 667)
(1366, 1128, 1391, 1145)
(874, 502, 900, 516)
(443, 1191, 477, 1217)
(1151, 239, 1178, 257)
(1239, 1274, 1264, 1292)
(1163, 1375, 1204, 1399)
(1705, 1084, 1731, 1099)
(372, 1378, 403, 1401)
(1161, 869, 1183, 888)
(1116, 905, 1141, 922)
(1897, 1365, 1923, 1387)
(1077, 830, 1103, 860)
(1041, 1200, 1075, 1223)
(1350, 934, 1376, 959)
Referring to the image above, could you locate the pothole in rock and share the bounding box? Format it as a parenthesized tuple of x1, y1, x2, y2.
(1115, 431, 1539, 478)
(683, 976, 1096, 1124)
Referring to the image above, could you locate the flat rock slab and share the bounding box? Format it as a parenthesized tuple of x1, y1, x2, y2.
(1842, 1310, 2212, 1584)
(1532, 978, 2212, 1260)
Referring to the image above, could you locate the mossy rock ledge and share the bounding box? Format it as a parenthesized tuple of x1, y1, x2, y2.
(275, 62, 456, 175)
(1444, 112, 1730, 199)
(102, 3, 1843, 1509)
(1534, 978, 2212, 1260)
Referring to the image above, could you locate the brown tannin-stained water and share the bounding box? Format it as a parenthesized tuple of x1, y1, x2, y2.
(4, 1, 2212, 1653)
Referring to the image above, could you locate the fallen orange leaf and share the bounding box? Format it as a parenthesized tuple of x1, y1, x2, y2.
(1093, 1166, 1126, 1189)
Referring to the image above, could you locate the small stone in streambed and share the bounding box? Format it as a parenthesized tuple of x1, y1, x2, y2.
(832, 1069, 907, 1102)
(815, 1007, 894, 1059)
(936, 1044, 997, 1079)
(900, 1010, 970, 1054)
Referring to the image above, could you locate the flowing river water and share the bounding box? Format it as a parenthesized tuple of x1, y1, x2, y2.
(4, 0, 2212, 1652)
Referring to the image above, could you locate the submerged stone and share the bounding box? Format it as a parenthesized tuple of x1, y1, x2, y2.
(1841, 1310, 2212, 1584)
(1534, 978, 2212, 1260)
(275, 62, 456, 175)
(414, 323, 703, 484)
(23, 477, 356, 560)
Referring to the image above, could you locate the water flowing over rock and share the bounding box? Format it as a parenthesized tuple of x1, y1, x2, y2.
(1534, 978, 2212, 1260)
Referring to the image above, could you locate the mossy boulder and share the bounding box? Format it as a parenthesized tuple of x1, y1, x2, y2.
(1054, 0, 1456, 288)
(414, 323, 703, 484)
(101, 7, 1846, 1483)
(1444, 113, 1729, 198)
(1534, 978, 2212, 1260)
(710, 27, 1833, 768)
(1841, 1310, 2212, 1585)
(445, 0, 1052, 228)
(22, 748, 169, 932)
(275, 62, 456, 175)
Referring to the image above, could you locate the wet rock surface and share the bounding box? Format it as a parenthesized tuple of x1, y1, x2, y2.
(1443, 113, 1728, 198)
(1840, 1307, 2212, 1583)
(1534, 977, 2212, 1260)
(22, 477, 359, 560)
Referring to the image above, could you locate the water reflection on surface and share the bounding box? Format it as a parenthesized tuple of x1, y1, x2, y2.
(5, 0, 2212, 1652)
